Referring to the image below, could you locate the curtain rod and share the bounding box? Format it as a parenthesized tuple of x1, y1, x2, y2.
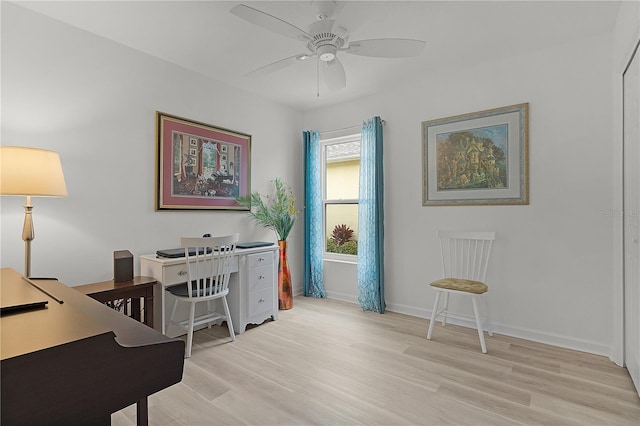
(319, 119, 385, 135)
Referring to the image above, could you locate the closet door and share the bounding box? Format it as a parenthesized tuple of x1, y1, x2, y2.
(623, 40, 640, 396)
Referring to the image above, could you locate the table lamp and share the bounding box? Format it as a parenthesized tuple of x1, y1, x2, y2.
(1, 146, 68, 277)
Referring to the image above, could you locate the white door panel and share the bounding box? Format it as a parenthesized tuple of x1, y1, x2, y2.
(623, 40, 640, 397)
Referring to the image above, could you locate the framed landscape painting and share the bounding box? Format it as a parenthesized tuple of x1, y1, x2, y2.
(156, 112, 251, 210)
(422, 103, 529, 206)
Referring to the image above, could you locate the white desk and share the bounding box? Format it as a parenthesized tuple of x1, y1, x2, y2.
(140, 245, 278, 337)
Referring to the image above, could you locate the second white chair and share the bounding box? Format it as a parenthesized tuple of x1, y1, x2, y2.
(166, 233, 239, 358)
(426, 230, 496, 353)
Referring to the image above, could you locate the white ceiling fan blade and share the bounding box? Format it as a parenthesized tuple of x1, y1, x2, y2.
(230, 4, 312, 42)
(322, 57, 346, 91)
(345, 38, 426, 58)
(246, 53, 314, 78)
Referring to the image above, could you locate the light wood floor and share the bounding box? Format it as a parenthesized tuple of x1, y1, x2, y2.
(113, 296, 640, 425)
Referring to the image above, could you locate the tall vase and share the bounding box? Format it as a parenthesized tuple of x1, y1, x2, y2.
(278, 240, 293, 310)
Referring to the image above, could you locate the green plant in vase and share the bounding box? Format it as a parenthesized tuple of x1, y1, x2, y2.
(237, 177, 298, 309)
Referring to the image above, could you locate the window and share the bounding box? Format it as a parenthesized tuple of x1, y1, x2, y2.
(322, 134, 360, 259)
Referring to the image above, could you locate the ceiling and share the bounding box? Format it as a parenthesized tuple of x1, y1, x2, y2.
(13, 1, 622, 111)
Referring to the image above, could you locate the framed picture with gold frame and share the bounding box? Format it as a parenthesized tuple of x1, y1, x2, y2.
(156, 112, 251, 211)
(422, 103, 529, 206)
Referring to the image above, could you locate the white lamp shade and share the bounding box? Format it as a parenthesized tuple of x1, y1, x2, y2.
(0, 146, 68, 197)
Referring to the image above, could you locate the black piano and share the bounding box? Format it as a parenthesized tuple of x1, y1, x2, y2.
(0, 268, 185, 425)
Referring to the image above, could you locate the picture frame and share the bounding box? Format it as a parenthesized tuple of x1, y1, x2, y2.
(156, 112, 251, 210)
(422, 103, 529, 206)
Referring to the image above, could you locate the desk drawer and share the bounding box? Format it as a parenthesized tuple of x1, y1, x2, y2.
(162, 257, 240, 287)
(247, 264, 274, 292)
(247, 287, 273, 319)
(246, 252, 273, 270)
(163, 264, 189, 286)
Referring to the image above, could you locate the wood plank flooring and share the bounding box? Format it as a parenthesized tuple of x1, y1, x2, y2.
(113, 297, 640, 425)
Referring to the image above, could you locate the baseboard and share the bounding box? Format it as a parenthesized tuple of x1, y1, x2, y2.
(381, 301, 611, 357)
(294, 287, 358, 304)
(324, 290, 358, 305)
(292, 291, 611, 357)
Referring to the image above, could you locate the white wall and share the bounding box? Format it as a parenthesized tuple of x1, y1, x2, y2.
(1, 3, 304, 286)
(304, 32, 616, 355)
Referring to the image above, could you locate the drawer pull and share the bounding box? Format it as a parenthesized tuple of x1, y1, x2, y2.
(259, 298, 265, 303)
(259, 275, 265, 280)
(258, 257, 265, 262)
(177, 270, 188, 276)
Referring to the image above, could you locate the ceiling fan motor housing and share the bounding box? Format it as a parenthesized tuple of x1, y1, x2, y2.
(307, 27, 346, 62)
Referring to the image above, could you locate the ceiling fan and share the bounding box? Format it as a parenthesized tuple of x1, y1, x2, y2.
(230, 1, 426, 96)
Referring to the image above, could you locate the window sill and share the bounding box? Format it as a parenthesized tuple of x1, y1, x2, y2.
(323, 255, 357, 265)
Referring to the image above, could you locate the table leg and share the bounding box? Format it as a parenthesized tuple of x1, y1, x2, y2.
(137, 397, 148, 426)
(131, 297, 141, 322)
(144, 289, 154, 328)
(159, 283, 166, 335)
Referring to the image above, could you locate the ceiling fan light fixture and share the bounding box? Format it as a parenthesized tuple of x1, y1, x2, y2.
(317, 44, 336, 62)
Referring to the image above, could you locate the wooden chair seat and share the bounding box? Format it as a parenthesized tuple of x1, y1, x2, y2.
(429, 278, 488, 294)
(167, 279, 223, 298)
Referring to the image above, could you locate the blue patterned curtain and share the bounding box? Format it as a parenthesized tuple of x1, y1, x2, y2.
(357, 117, 385, 313)
(303, 130, 325, 297)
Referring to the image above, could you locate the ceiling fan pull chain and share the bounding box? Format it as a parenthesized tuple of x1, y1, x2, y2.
(317, 56, 320, 98)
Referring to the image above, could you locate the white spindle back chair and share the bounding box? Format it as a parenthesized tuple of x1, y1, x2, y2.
(166, 233, 239, 358)
(426, 230, 496, 353)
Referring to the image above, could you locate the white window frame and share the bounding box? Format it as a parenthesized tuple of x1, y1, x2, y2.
(321, 133, 360, 263)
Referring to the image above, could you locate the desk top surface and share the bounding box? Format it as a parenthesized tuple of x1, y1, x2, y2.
(140, 244, 278, 265)
(74, 276, 157, 295)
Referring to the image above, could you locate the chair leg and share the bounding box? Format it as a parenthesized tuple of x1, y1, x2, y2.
(480, 296, 493, 336)
(222, 296, 236, 342)
(472, 296, 487, 353)
(167, 298, 179, 335)
(185, 303, 196, 358)
(427, 291, 441, 340)
(206, 300, 213, 329)
(442, 292, 450, 326)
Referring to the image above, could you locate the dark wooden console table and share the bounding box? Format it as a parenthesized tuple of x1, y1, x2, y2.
(75, 276, 156, 328)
